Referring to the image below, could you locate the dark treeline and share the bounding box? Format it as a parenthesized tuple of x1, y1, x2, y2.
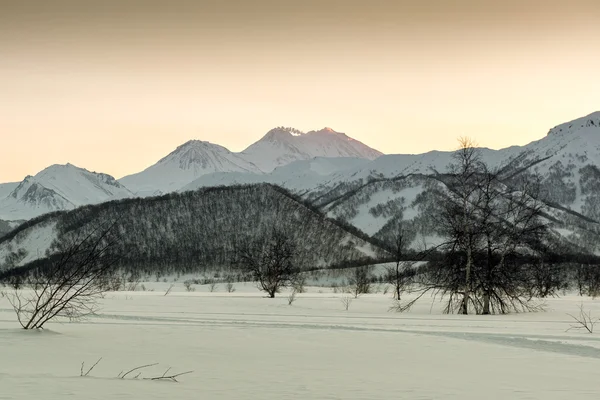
(1, 184, 382, 279)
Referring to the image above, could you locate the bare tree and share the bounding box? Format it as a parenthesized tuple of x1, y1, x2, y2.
(233, 228, 299, 298)
(427, 137, 484, 314)
(575, 264, 600, 298)
(381, 221, 417, 300)
(6, 221, 120, 329)
(410, 138, 550, 315)
(347, 266, 373, 298)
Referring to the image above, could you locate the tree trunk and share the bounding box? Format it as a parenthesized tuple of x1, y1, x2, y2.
(395, 262, 401, 301)
(482, 236, 492, 315)
(482, 292, 490, 315)
(460, 245, 472, 315)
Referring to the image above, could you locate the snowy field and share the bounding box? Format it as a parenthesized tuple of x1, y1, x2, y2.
(2, 282, 600, 399)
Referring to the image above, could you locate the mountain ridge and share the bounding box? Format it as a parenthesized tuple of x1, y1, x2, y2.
(1, 113, 599, 243)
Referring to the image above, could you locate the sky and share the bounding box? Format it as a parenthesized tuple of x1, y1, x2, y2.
(1, 0, 599, 182)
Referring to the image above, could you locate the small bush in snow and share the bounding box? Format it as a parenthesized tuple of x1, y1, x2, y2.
(184, 281, 195, 292)
(226, 282, 236, 293)
(287, 291, 297, 305)
(341, 296, 352, 311)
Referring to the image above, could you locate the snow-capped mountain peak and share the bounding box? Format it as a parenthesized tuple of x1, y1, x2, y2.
(0, 163, 132, 220)
(547, 111, 600, 137)
(261, 127, 305, 141)
(120, 139, 262, 195)
(309, 127, 339, 135)
(239, 126, 382, 172)
(160, 140, 238, 169)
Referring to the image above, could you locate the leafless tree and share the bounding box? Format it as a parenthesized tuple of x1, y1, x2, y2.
(347, 266, 373, 298)
(407, 138, 551, 315)
(6, 221, 120, 329)
(433, 137, 484, 314)
(381, 221, 417, 301)
(575, 264, 600, 298)
(233, 228, 299, 298)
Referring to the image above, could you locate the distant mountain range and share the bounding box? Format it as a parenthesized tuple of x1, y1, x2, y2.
(2, 113, 600, 259)
(0, 126, 381, 220)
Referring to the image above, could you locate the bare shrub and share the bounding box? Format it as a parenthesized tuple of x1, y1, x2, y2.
(80, 360, 192, 383)
(567, 304, 598, 334)
(144, 368, 193, 382)
(292, 275, 307, 293)
(6, 222, 120, 329)
(208, 281, 218, 293)
(183, 280, 195, 292)
(226, 282, 236, 293)
(287, 290, 297, 305)
(164, 284, 174, 296)
(81, 358, 103, 377)
(341, 296, 352, 311)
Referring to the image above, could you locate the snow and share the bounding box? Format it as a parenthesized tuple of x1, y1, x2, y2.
(239, 127, 382, 173)
(0, 182, 18, 200)
(0, 164, 133, 220)
(182, 157, 370, 193)
(322, 146, 525, 188)
(119, 140, 263, 195)
(0, 220, 57, 266)
(2, 282, 600, 399)
(35, 164, 132, 205)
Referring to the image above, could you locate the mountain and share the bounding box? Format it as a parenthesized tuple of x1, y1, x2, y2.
(119, 140, 263, 195)
(239, 127, 383, 172)
(0, 184, 382, 275)
(0, 164, 133, 220)
(2, 113, 600, 258)
(181, 157, 371, 193)
(303, 112, 600, 253)
(0, 182, 18, 199)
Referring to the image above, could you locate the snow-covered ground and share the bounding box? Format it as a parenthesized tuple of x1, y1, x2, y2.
(1, 282, 600, 399)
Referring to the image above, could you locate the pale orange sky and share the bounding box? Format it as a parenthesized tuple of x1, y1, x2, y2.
(1, 0, 599, 182)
